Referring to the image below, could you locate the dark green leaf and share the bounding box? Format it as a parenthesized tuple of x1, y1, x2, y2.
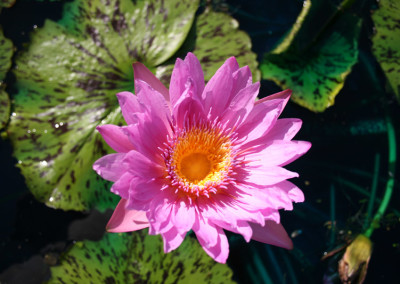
(0, 27, 13, 130)
(372, 0, 400, 102)
(261, 0, 361, 112)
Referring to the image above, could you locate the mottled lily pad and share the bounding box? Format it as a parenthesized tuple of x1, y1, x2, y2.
(372, 0, 400, 102)
(48, 230, 235, 283)
(7, 0, 259, 211)
(0, 27, 13, 130)
(260, 1, 361, 112)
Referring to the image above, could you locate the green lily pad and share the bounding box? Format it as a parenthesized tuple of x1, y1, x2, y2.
(372, 0, 400, 102)
(48, 230, 235, 283)
(7, 0, 259, 211)
(260, 0, 361, 112)
(0, 27, 13, 130)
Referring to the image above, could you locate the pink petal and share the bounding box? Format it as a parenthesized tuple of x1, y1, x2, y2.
(110, 172, 134, 200)
(254, 89, 291, 107)
(236, 91, 292, 147)
(193, 215, 219, 247)
(246, 140, 312, 167)
(239, 166, 299, 187)
(97, 124, 134, 153)
(169, 53, 205, 107)
(122, 150, 164, 178)
(92, 153, 126, 182)
(161, 226, 186, 253)
(106, 199, 149, 233)
(221, 82, 260, 129)
(203, 57, 238, 119)
(116, 91, 144, 125)
(197, 226, 229, 263)
(250, 220, 293, 249)
(128, 178, 163, 203)
(213, 219, 253, 242)
(265, 118, 303, 141)
(172, 79, 206, 129)
(133, 62, 169, 103)
(135, 79, 172, 130)
(171, 199, 195, 234)
(231, 66, 253, 96)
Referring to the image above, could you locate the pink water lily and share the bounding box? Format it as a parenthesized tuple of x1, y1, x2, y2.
(93, 53, 311, 263)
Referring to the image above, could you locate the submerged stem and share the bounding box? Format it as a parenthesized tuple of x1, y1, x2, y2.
(364, 116, 396, 238)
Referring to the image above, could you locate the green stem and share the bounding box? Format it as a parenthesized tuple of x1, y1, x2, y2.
(364, 153, 380, 230)
(364, 116, 397, 238)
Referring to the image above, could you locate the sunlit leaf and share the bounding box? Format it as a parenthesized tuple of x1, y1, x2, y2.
(7, 0, 259, 211)
(48, 231, 235, 283)
(372, 0, 400, 102)
(0, 27, 13, 130)
(260, 1, 361, 112)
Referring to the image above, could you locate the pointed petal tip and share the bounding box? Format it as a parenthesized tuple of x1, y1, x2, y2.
(106, 199, 149, 233)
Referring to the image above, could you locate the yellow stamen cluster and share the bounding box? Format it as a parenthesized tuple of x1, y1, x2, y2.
(169, 126, 232, 192)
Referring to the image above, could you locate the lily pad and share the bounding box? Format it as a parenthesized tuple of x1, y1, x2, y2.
(7, 0, 259, 211)
(372, 0, 400, 102)
(260, 0, 361, 112)
(0, 27, 13, 130)
(48, 230, 235, 283)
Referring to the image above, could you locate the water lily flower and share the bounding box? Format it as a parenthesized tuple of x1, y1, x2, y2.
(93, 53, 311, 263)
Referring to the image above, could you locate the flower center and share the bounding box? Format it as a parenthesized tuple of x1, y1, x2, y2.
(166, 125, 233, 196)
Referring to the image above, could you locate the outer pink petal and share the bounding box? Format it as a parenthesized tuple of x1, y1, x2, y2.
(133, 62, 169, 103)
(212, 219, 252, 242)
(250, 220, 293, 249)
(236, 90, 291, 147)
(197, 226, 229, 263)
(161, 226, 186, 253)
(122, 150, 164, 178)
(97, 124, 134, 153)
(135, 80, 172, 130)
(203, 57, 238, 118)
(246, 140, 312, 167)
(239, 166, 299, 187)
(128, 178, 163, 204)
(231, 66, 253, 97)
(221, 82, 260, 129)
(265, 118, 303, 141)
(171, 200, 195, 234)
(193, 215, 219, 247)
(169, 53, 205, 107)
(110, 172, 134, 200)
(254, 89, 291, 107)
(106, 199, 149, 233)
(92, 153, 126, 182)
(116, 91, 144, 125)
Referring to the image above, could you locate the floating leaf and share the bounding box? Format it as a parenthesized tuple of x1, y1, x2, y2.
(372, 0, 400, 102)
(48, 230, 235, 283)
(7, 0, 258, 211)
(260, 1, 361, 112)
(0, 27, 13, 130)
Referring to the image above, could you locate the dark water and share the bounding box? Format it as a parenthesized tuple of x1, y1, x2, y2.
(1, 0, 399, 283)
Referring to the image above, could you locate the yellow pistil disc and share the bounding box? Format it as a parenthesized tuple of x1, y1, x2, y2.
(170, 127, 232, 189)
